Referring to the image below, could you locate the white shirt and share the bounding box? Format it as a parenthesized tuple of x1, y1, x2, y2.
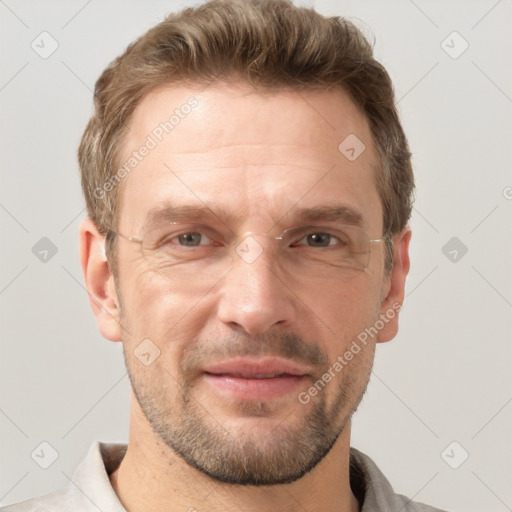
(1, 442, 448, 511)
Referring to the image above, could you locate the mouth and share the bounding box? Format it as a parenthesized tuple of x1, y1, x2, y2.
(201, 357, 310, 401)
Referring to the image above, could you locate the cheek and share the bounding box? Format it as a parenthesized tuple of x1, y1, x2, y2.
(119, 266, 215, 349)
(119, 278, 194, 390)
(124, 345, 181, 410)
(303, 276, 382, 340)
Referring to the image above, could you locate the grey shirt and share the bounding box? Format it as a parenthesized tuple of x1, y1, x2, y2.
(1, 442, 448, 512)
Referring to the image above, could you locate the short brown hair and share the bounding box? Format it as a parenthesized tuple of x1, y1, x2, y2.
(78, 0, 413, 271)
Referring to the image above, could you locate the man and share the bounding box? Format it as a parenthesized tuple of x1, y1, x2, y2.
(2, 0, 448, 510)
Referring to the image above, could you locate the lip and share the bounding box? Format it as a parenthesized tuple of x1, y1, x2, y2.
(201, 357, 310, 401)
(202, 357, 309, 378)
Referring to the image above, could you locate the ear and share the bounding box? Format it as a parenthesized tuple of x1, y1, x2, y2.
(377, 228, 411, 343)
(79, 218, 123, 342)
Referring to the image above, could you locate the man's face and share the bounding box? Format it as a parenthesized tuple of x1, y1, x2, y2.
(112, 81, 392, 485)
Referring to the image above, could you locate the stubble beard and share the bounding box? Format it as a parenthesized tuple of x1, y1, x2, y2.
(123, 331, 375, 486)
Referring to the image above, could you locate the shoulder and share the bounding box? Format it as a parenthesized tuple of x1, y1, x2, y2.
(1, 441, 126, 512)
(350, 447, 449, 512)
(389, 493, 450, 512)
(0, 488, 71, 512)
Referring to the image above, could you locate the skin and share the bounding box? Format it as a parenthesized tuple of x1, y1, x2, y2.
(80, 81, 411, 512)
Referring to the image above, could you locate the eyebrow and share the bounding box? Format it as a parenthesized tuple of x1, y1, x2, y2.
(287, 205, 364, 226)
(142, 203, 364, 232)
(142, 203, 248, 232)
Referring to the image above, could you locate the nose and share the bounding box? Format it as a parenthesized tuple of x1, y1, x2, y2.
(216, 238, 297, 335)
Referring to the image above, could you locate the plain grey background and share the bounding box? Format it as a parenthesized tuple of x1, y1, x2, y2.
(1, 1, 511, 511)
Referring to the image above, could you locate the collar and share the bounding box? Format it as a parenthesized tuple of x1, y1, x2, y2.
(43, 441, 441, 512)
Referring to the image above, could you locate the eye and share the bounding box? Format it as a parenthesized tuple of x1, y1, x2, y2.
(299, 232, 340, 248)
(172, 232, 212, 247)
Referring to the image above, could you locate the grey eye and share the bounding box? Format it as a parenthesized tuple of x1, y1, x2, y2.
(177, 232, 203, 246)
(304, 233, 335, 247)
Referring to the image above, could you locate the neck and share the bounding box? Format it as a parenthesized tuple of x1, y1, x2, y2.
(110, 394, 360, 512)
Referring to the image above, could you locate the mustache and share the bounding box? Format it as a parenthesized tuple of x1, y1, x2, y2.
(181, 332, 329, 377)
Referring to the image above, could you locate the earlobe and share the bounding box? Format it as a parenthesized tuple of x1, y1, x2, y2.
(377, 228, 411, 344)
(79, 218, 123, 342)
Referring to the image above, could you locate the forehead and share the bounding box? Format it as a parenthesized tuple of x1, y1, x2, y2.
(117, 81, 382, 233)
